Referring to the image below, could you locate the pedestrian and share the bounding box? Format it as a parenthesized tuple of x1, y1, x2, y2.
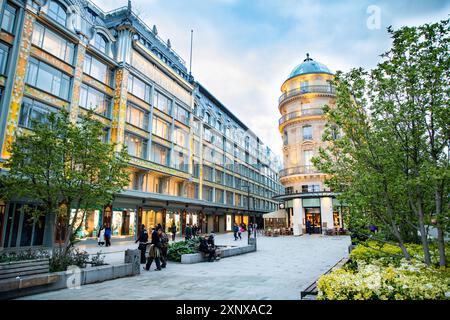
(97, 226, 105, 246)
(160, 229, 169, 268)
(306, 219, 312, 235)
(135, 224, 149, 264)
(104, 224, 112, 247)
(145, 227, 162, 271)
(171, 223, 177, 242)
(233, 223, 238, 241)
(238, 225, 243, 240)
(199, 235, 217, 262)
(185, 224, 192, 241)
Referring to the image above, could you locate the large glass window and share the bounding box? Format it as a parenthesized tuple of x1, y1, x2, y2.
(19, 97, 57, 129)
(124, 132, 147, 159)
(79, 84, 111, 118)
(152, 116, 170, 140)
(215, 189, 224, 204)
(126, 103, 149, 130)
(151, 143, 169, 166)
(47, 1, 67, 26)
(174, 104, 189, 125)
(1, 3, 16, 33)
(203, 165, 214, 182)
(174, 126, 189, 149)
(304, 150, 313, 167)
(173, 151, 189, 172)
(153, 90, 171, 115)
(128, 74, 151, 103)
(26, 57, 71, 100)
(32, 22, 74, 64)
(83, 53, 111, 85)
(94, 33, 107, 54)
(202, 186, 213, 202)
(0, 43, 8, 75)
(303, 125, 313, 140)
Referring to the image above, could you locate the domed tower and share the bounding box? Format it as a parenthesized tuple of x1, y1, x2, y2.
(276, 54, 342, 236)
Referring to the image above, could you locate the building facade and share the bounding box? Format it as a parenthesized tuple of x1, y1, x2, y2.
(0, 0, 283, 250)
(273, 54, 345, 236)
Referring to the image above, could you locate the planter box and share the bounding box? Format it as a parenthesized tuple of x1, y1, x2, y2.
(0, 259, 50, 280)
(180, 244, 256, 264)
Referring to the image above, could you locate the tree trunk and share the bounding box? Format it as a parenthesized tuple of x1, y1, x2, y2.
(435, 188, 446, 267)
(416, 195, 431, 265)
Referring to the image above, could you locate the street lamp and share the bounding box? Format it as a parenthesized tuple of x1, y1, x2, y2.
(241, 184, 253, 244)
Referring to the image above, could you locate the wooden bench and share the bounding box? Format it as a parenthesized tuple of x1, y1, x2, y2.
(300, 257, 348, 299)
(0, 259, 58, 294)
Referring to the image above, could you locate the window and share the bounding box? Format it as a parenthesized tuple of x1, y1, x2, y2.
(128, 74, 151, 103)
(124, 132, 147, 159)
(19, 97, 57, 129)
(173, 151, 188, 172)
(1, 3, 16, 33)
(0, 43, 8, 75)
(32, 22, 74, 64)
(153, 90, 171, 115)
(151, 143, 169, 166)
(203, 165, 213, 182)
(174, 126, 189, 149)
(304, 150, 313, 167)
(26, 57, 71, 99)
(215, 170, 223, 184)
(152, 116, 170, 140)
(215, 189, 224, 204)
(174, 104, 189, 125)
(303, 125, 313, 140)
(83, 54, 111, 85)
(47, 1, 67, 26)
(79, 84, 111, 118)
(126, 103, 149, 129)
(94, 33, 107, 54)
(202, 186, 213, 202)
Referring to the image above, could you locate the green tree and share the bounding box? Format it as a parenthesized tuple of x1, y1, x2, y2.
(0, 110, 130, 254)
(314, 19, 449, 266)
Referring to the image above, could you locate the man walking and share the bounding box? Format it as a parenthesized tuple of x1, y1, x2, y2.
(185, 224, 192, 240)
(135, 224, 149, 264)
(160, 229, 169, 268)
(306, 219, 312, 235)
(233, 223, 238, 241)
(171, 223, 177, 242)
(145, 227, 162, 271)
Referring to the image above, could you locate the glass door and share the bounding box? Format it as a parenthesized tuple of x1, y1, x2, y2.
(304, 208, 321, 234)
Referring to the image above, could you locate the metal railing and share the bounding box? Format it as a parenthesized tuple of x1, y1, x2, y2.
(279, 108, 324, 126)
(279, 165, 320, 178)
(279, 85, 335, 105)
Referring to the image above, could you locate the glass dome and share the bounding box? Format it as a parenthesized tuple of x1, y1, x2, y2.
(288, 54, 333, 79)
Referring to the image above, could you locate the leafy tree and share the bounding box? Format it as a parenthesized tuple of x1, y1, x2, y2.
(314, 19, 449, 266)
(0, 110, 130, 254)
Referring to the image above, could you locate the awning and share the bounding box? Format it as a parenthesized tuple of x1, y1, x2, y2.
(263, 209, 288, 219)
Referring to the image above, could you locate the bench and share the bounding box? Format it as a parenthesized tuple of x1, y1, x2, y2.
(300, 257, 348, 299)
(0, 259, 58, 294)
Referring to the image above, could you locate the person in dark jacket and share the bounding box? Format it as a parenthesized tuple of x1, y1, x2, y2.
(160, 230, 169, 268)
(233, 223, 239, 241)
(145, 227, 162, 271)
(135, 224, 149, 264)
(171, 223, 177, 241)
(185, 224, 192, 240)
(104, 224, 112, 247)
(199, 236, 216, 262)
(306, 219, 312, 235)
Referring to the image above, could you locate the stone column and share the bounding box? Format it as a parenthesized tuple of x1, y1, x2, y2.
(69, 41, 87, 123)
(1, 9, 35, 158)
(292, 198, 303, 236)
(320, 197, 334, 234)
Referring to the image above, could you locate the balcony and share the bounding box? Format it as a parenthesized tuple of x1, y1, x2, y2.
(279, 165, 320, 178)
(279, 108, 324, 126)
(279, 85, 336, 105)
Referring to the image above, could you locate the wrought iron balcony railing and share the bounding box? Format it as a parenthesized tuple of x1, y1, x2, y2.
(279, 108, 324, 126)
(279, 165, 320, 178)
(279, 85, 336, 105)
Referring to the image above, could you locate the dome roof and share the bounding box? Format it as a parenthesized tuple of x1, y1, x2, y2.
(288, 54, 333, 79)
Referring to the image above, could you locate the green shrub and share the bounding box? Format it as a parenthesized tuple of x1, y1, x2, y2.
(167, 238, 201, 262)
(89, 252, 106, 266)
(0, 249, 50, 263)
(49, 248, 89, 272)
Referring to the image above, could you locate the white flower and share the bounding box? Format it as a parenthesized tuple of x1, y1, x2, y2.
(387, 285, 394, 291)
(445, 292, 450, 298)
(402, 284, 408, 289)
(425, 283, 433, 289)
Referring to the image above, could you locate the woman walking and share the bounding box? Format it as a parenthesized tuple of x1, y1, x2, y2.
(97, 226, 105, 246)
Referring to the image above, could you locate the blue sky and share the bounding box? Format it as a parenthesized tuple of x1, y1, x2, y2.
(94, 0, 450, 157)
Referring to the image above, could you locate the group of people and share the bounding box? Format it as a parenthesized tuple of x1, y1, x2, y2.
(184, 224, 200, 240)
(232, 222, 258, 240)
(135, 224, 169, 271)
(199, 232, 220, 262)
(97, 224, 112, 247)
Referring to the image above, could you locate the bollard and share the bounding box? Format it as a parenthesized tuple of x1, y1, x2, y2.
(124, 249, 140, 275)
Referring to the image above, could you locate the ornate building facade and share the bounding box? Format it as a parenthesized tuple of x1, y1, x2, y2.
(0, 0, 283, 249)
(273, 54, 344, 235)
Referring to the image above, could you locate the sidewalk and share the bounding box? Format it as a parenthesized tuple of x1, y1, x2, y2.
(77, 232, 250, 265)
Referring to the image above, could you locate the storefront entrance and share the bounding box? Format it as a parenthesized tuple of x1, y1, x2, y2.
(304, 208, 322, 234)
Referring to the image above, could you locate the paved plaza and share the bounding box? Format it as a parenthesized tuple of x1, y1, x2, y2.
(20, 234, 350, 300)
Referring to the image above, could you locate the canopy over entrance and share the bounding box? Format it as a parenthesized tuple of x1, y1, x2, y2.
(263, 209, 288, 219)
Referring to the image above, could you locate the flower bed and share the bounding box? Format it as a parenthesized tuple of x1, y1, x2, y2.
(317, 242, 450, 300)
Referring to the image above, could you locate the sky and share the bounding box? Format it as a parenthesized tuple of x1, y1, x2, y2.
(93, 0, 450, 158)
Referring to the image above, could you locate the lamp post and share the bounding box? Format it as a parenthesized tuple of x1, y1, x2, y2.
(241, 184, 253, 244)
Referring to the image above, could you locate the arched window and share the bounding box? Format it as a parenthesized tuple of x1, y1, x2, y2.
(47, 1, 67, 26)
(94, 33, 108, 54)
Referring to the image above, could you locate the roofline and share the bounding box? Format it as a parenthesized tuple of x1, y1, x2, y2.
(280, 71, 335, 92)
